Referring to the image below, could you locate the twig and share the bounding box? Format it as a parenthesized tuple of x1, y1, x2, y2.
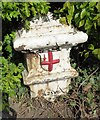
(77, 67, 99, 92)
(88, 67, 99, 78)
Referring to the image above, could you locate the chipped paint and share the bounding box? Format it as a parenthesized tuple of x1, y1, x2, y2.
(14, 13, 88, 101)
(13, 13, 88, 51)
(22, 48, 78, 101)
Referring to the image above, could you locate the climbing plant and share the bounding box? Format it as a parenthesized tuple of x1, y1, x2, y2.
(52, 2, 100, 118)
(54, 2, 100, 60)
(1, 2, 50, 111)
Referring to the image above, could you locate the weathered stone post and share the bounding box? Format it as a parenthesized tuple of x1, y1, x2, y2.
(13, 13, 88, 101)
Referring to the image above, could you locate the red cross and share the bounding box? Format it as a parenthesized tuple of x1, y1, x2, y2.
(41, 51, 60, 72)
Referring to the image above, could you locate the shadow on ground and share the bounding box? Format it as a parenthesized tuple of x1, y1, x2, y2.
(1, 107, 17, 119)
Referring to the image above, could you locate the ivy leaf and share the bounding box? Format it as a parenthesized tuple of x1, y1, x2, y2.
(68, 5, 74, 16)
(84, 52, 89, 59)
(31, 7, 37, 16)
(24, 3, 30, 17)
(98, 53, 100, 60)
(74, 13, 79, 19)
(79, 20, 84, 27)
(67, 15, 72, 25)
(80, 3, 88, 9)
(59, 17, 67, 24)
(9, 90, 16, 97)
(92, 48, 100, 55)
(96, 2, 100, 12)
(88, 44, 94, 50)
(80, 9, 87, 19)
(72, 63, 77, 68)
(89, 2, 96, 8)
(64, 2, 71, 9)
(92, 48, 100, 60)
(75, 17, 80, 26)
(5, 45, 12, 53)
(85, 19, 92, 31)
(97, 14, 100, 26)
(93, 14, 100, 21)
(6, 13, 11, 21)
(93, 22, 96, 29)
(24, 20, 30, 30)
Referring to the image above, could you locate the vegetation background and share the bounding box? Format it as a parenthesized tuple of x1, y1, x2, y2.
(1, 1, 100, 119)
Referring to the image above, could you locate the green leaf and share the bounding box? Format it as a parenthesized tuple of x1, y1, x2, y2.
(67, 15, 72, 25)
(84, 52, 89, 59)
(93, 14, 100, 21)
(96, 2, 100, 12)
(79, 20, 84, 27)
(72, 5, 75, 12)
(68, 5, 74, 15)
(86, 12, 90, 17)
(97, 14, 100, 26)
(72, 63, 77, 68)
(98, 53, 100, 60)
(89, 2, 96, 8)
(74, 17, 80, 26)
(9, 90, 16, 97)
(5, 45, 12, 53)
(31, 7, 37, 16)
(24, 20, 30, 30)
(92, 48, 100, 60)
(92, 48, 100, 55)
(93, 22, 96, 29)
(64, 2, 71, 9)
(80, 3, 88, 9)
(59, 17, 67, 24)
(88, 44, 94, 50)
(80, 9, 87, 19)
(74, 13, 79, 19)
(25, 3, 30, 17)
(85, 19, 92, 30)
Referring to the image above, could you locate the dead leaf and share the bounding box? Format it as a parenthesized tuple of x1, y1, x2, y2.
(83, 83, 92, 92)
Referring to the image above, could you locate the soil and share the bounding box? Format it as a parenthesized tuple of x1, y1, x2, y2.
(2, 95, 74, 119)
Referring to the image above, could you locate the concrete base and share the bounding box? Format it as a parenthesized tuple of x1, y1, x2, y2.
(29, 78, 71, 101)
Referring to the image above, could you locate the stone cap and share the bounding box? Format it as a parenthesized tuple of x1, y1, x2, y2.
(13, 13, 88, 51)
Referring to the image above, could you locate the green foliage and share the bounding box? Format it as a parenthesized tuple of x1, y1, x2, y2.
(60, 60, 100, 118)
(1, 2, 50, 111)
(92, 48, 100, 60)
(1, 57, 23, 96)
(0, 57, 24, 110)
(2, 2, 50, 20)
(2, 2, 50, 30)
(54, 2, 100, 61)
(53, 2, 100, 118)
(3, 32, 16, 58)
(59, 2, 100, 32)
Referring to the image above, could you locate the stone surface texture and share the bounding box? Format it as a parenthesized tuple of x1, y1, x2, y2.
(13, 12, 88, 101)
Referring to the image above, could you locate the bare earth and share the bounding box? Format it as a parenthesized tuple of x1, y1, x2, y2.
(3, 96, 74, 119)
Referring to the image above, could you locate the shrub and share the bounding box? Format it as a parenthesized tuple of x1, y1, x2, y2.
(54, 2, 100, 60)
(1, 2, 50, 111)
